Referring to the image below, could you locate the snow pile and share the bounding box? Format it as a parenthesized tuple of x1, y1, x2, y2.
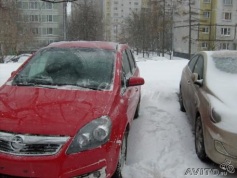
(0, 63, 22, 86)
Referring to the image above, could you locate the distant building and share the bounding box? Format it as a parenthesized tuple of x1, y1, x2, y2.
(16, 0, 65, 52)
(173, 0, 237, 58)
(70, 0, 103, 40)
(103, 0, 143, 42)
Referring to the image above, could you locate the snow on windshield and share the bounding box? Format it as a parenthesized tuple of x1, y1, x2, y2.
(12, 48, 115, 91)
(212, 51, 237, 74)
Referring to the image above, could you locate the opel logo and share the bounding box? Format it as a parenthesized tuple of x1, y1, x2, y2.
(10, 136, 25, 151)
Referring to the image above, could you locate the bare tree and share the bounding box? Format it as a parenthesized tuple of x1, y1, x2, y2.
(68, 0, 103, 41)
(0, 0, 34, 62)
(123, 1, 173, 57)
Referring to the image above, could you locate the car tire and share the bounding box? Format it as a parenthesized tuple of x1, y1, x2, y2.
(134, 97, 141, 119)
(179, 89, 186, 112)
(195, 116, 209, 162)
(112, 132, 128, 178)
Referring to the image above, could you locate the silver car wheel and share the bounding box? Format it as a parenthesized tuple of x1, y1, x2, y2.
(195, 116, 208, 161)
(195, 117, 204, 153)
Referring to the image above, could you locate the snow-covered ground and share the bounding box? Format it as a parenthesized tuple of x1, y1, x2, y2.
(0, 55, 236, 178)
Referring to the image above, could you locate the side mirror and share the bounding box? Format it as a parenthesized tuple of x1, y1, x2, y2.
(11, 71, 16, 77)
(126, 77, 145, 87)
(192, 73, 203, 87)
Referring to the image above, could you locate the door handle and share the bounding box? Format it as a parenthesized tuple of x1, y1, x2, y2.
(135, 88, 138, 92)
(187, 80, 191, 84)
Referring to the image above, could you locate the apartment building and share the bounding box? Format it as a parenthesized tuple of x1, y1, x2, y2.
(103, 0, 143, 42)
(17, 0, 65, 51)
(173, 0, 237, 58)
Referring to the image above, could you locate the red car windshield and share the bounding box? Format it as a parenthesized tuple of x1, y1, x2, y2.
(12, 47, 115, 91)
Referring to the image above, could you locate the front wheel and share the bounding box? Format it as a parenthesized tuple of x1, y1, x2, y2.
(195, 116, 208, 162)
(134, 97, 141, 119)
(112, 132, 128, 178)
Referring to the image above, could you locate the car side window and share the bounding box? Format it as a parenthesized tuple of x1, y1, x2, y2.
(188, 55, 199, 72)
(122, 51, 132, 77)
(126, 49, 136, 73)
(193, 55, 204, 79)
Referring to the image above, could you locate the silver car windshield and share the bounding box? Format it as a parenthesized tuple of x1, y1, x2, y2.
(12, 47, 115, 91)
(213, 57, 237, 74)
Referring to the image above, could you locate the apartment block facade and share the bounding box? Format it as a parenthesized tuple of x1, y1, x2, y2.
(17, 0, 65, 51)
(173, 0, 237, 58)
(103, 0, 143, 42)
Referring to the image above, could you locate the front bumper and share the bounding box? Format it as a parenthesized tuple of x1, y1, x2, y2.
(204, 121, 237, 168)
(0, 142, 118, 178)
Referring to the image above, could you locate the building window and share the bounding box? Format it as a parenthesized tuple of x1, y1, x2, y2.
(47, 15, 53, 22)
(223, 0, 232, 5)
(114, 1, 118, 4)
(202, 27, 209, 33)
(48, 39, 55, 44)
(223, 12, 232, 20)
(41, 2, 53, 9)
(203, 0, 211, 3)
(221, 28, 231, 36)
(201, 42, 208, 49)
(203, 11, 210, 18)
(17, 2, 22, 8)
(30, 15, 39, 22)
(220, 43, 229, 49)
(114, 13, 118, 16)
(31, 28, 39, 35)
(47, 28, 53, 35)
(45, 2, 53, 9)
(114, 7, 117, 10)
(134, 2, 139, 5)
(29, 2, 39, 9)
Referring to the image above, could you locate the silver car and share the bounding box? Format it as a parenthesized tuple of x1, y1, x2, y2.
(179, 50, 237, 168)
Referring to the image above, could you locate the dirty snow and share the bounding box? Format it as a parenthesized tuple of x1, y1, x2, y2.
(0, 54, 237, 178)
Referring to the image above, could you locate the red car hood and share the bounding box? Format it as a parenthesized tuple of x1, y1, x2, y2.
(0, 85, 116, 136)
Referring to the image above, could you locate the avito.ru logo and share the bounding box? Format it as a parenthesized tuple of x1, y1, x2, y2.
(220, 159, 235, 174)
(185, 159, 235, 176)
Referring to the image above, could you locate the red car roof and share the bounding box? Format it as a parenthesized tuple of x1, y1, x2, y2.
(47, 41, 120, 51)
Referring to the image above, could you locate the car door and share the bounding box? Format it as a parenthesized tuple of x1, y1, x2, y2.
(120, 49, 136, 122)
(188, 55, 204, 124)
(182, 55, 199, 115)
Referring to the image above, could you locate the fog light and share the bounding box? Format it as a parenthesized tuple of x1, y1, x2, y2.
(73, 168, 104, 178)
(215, 140, 229, 156)
(92, 170, 101, 178)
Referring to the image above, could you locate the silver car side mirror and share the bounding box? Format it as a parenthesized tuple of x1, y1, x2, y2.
(192, 73, 203, 87)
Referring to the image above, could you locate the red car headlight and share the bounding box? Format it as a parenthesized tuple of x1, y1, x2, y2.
(66, 116, 112, 154)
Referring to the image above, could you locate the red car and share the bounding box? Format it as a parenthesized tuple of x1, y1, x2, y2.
(0, 41, 144, 178)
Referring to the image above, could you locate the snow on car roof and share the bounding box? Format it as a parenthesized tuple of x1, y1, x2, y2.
(48, 41, 120, 51)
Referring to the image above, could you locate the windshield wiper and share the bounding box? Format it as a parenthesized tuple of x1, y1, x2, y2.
(14, 82, 35, 86)
(13, 75, 53, 86)
(55, 83, 103, 91)
(78, 85, 104, 91)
